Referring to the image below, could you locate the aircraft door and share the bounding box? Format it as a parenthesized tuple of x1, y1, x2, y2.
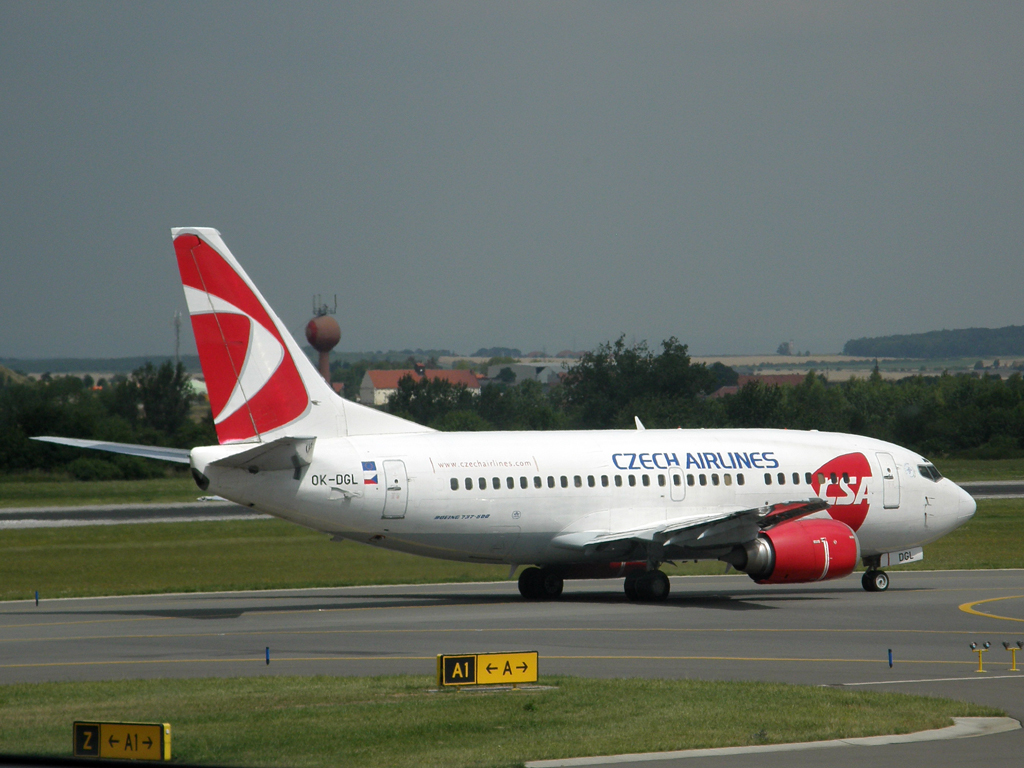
(382, 460, 409, 519)
(669, 468, 686, 501)
(876, 452, 900, 509)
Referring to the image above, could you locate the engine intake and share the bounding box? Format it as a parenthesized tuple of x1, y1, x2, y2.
(722, 518, 859, 584)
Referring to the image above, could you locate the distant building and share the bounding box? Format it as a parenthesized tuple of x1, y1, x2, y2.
(708, 374, 808, 399)
(359, 367, 481, 406)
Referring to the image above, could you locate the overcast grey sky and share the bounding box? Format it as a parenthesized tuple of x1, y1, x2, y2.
(1, 2, 1022, 359)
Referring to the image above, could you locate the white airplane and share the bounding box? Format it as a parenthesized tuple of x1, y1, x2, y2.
(36, 228, 977, 601)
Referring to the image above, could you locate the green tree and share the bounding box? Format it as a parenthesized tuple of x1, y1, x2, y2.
(560, 336, 718, 428)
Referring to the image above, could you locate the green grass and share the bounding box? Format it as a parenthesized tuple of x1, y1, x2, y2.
(0, 476, 199, 508)
(900, 498, 1024, 571)
(2, 498, 1021, 602)
(931, 458, 1024, 482)
(0, 519, 509, 601)
(0, 676, 1000, 767)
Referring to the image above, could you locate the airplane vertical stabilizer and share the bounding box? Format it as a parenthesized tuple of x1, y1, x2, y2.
(172, 227, 431, 443)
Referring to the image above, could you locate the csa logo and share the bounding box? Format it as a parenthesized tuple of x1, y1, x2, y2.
(812, 453, 872, 530)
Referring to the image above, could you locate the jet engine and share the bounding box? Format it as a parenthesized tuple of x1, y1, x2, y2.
(722, 518, 859, 584)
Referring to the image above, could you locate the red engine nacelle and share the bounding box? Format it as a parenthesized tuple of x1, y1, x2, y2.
(733, 518, 859, 584)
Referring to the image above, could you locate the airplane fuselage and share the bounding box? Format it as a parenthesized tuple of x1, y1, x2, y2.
(193, 427, 974, 568)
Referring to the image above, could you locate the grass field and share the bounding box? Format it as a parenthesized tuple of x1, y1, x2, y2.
(0, 476, 198, 508)
(932, 457, 1024, 482)
(0, 675, 1000, 767)
(1, 498, 1020, 602)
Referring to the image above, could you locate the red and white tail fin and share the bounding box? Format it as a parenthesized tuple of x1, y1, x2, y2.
(173, 227, 428, 443)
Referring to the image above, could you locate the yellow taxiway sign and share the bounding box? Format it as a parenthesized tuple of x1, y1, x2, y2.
(437, 651, 538, 687)
(74, 721, 170, 761)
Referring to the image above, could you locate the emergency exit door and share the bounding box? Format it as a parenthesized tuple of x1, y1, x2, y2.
(876, 452, 900, 509)
(382, 460, 409, 519)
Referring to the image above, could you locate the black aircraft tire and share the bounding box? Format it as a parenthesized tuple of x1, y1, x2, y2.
(634, 571, 670, 602)
(624, 573, 640, 601)
(862, 569, 889, 592)
(540, 570, 564, 598)
(518, 567, 545, 599)
(644, 571, 670, 601)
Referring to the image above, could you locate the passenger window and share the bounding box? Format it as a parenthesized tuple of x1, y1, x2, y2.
(777, 473, 785, 485)
(711, 474, 720, 486)
(687, 474, 695, 486)
(642, 474, 650, 487)
(588, 475, 596, 487)
(465, 478, 473, 490)
(737, 473, 745, 486)
(574, 475, 582, 488)
(450, 478, 459, 491)
(601, 475, 609, 487)
(842, 473, 849, 484)
(493, 477, 500, 489)
(817, 472, 825, 485)
(507, 477, 515, 489)
(699, 474, 707, 486)
(724, 474, 732, 486)
(547, 476, 555, 488)
(534, 476, 542, 488)
(764, 473, 772, 485)
(561, 476, 569, 488)
(792, 473, 799, 485)
(658, 474, 666, 487)
(520, 476, 528, 489)
(804, 472, 812, 484)
(628, 475, 637, 487)
(830, 473, 837, 484)
(673, 474, 682, 486)
(480, 478, 487, 490)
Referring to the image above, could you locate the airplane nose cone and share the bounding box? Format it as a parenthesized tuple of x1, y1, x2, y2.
(957, 486, 977, 521)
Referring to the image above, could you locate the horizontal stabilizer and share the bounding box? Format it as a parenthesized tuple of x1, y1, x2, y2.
(32, 436, 191, 464)
(208, 436, 316, 473)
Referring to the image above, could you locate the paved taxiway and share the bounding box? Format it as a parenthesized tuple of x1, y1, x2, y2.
(2, 571, 1022, 766)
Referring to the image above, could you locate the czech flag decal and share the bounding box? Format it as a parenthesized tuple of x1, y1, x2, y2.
(362, 461, 378, 485)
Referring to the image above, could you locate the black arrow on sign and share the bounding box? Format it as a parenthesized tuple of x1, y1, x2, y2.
(486, 664, 497, 673)
(143, 737, 153, 749)
(108, 736, 119, 747)
(517, 662, 528, 672)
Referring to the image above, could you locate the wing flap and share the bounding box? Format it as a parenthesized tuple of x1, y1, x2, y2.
(551, 498, 830, 553)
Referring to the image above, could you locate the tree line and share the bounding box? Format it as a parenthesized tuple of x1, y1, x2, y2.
(843, 325, 1024, 359)
(0, 361, 213, 480)
(5, 338, 1024, 481)
(386, 337, 1024, 460)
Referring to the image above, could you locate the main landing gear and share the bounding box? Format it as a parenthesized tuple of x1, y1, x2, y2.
(518, 567, 564, 600)
(862, 569, 889, 592)
(624, 570, 670, 602)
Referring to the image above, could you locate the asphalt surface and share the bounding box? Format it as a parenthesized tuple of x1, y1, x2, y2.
(0, 501, 264, 529)
(959, 481, 1024, 499)
(2, 570, 1022, 766)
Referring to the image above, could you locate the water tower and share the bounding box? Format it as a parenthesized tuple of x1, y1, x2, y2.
(305, 294, 340, 384)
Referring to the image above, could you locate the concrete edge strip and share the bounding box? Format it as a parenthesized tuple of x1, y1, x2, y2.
(524, 717, 1021, 767)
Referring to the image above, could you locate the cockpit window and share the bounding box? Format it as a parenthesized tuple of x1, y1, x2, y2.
(918, 464, 942, 482)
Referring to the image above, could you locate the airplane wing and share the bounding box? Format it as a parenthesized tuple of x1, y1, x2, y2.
(31, 436, 191, 464)
(550, 498, 830, 556)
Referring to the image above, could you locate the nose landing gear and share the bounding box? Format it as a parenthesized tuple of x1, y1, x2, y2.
(862, 569, 889, 592)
